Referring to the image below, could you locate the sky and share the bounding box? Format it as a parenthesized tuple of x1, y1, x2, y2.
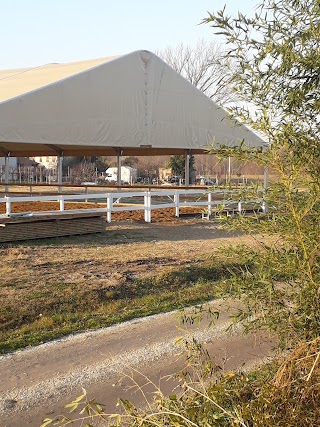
(1, 0, 259, 70)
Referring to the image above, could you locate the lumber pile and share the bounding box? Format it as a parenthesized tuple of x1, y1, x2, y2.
(0, 212, 106, 243)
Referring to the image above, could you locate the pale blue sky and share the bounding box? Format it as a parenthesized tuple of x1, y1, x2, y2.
(1, 0, 259, 70)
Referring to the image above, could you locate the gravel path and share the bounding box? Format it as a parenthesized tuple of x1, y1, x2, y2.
(1, 299, 275, 427)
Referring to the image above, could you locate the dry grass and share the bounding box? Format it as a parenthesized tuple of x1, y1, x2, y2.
(232, 338, 320, 426)
(270, 338, 320, 417)
(0, 217, 261, 353)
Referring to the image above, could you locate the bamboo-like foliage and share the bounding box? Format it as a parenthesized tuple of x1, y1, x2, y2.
(201, 0, 320, 346)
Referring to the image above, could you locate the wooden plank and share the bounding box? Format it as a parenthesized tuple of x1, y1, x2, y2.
(0, 216, 106, 243)
(0, 210, 107, 225)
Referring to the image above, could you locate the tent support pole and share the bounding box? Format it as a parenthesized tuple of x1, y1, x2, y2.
(57, 155, 63, 193)
(4, 155, 9, 194)
(45, 145, 63, 193)
(117, 150, 123, 187)
(184, 150, 190, 187)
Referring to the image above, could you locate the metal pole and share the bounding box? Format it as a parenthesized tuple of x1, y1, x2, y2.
(4, 155, 9, 193)
(117, 150, 122, 187)
(57, 155, 63, 193)
(184, 150, 190, 187)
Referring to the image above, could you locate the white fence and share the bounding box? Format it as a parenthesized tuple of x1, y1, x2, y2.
(0, 189, 266, 223)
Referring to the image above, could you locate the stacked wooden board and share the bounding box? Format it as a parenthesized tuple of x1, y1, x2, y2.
(0, 212, 106, 243)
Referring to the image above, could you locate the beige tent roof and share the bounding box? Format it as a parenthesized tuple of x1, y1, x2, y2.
(0, 50, 266, 157)
(0, 56, 118, 104)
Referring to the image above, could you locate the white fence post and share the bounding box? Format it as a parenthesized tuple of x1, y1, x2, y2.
(59, 196, 65, 212)
(144, 191, 152, 223)
(262, 200, 268, 213)
(5, 196, 11, 215)
(174, 192, 180, 217)
(148, 191, 152, 223)
(207, 192, 212, 218)
(238, 200, 242, 215)
(107, 194, 112, 223)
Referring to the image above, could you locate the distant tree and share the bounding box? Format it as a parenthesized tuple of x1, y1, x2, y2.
(168, 155, 184, 176)
(157, 39, 236, 105)
(62, 156, 109, 183)
(69, 161, 97, 184)
(158, 39, 237, 179)
(122, 156, 139, 167)
(95, 156, 109, 172)
(188, 154, 196, 183)
(63, 157, 109, 171)
(62, 156, 82, 174)
(168, 154, 195, 183)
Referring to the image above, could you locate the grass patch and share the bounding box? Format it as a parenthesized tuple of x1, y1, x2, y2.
(0, 260, 242, 354)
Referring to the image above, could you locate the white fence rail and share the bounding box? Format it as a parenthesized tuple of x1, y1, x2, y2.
(0, 189, 266, 223)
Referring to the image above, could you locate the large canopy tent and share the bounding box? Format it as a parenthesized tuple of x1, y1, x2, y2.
(0, 50, 266, 185)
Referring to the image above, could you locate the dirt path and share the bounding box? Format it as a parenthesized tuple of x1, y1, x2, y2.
(1, 298, 275, 427)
